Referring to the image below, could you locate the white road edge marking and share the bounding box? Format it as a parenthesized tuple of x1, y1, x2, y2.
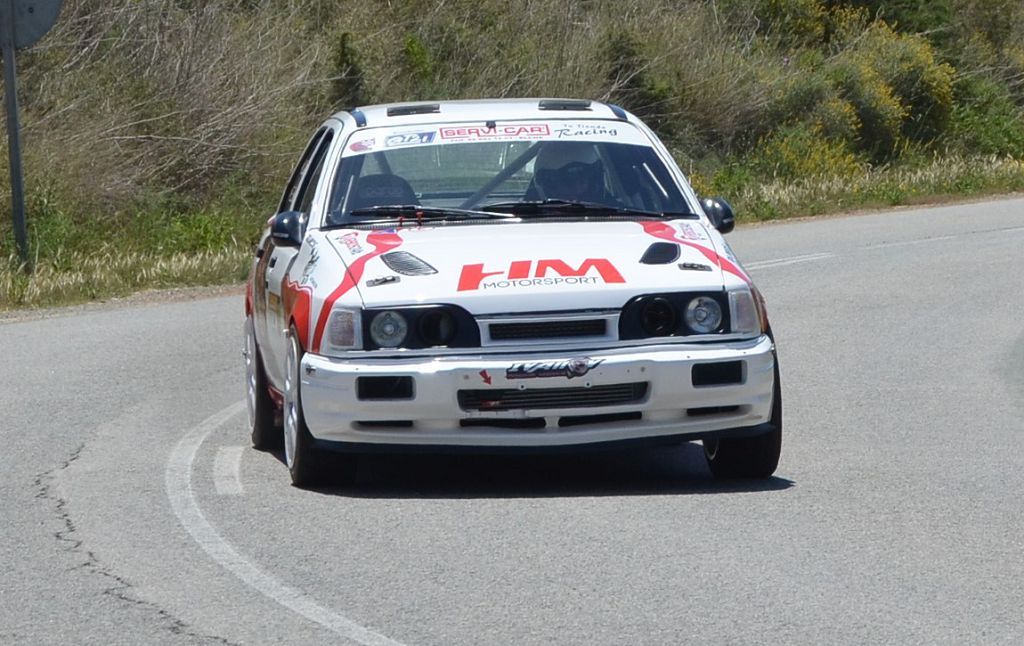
(165, 402, 404, 646)
(213, 446, 245, 496)
(745, 252, 834, 270)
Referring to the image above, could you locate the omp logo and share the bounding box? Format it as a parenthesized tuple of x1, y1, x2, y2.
(457, 259, 626, 291)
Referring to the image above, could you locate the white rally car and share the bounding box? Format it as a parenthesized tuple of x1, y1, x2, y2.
(244, 99, 781, 487)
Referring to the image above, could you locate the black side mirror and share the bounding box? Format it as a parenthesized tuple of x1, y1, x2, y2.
(270, 211, 304, 247)
(701, 197, 735, 234)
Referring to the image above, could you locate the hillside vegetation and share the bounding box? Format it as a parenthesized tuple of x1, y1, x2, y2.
(2, 0, 1023, 307)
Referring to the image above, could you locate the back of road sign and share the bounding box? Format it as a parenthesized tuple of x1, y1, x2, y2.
(6, 0, 62, 49)
(2, 0, 63, 266)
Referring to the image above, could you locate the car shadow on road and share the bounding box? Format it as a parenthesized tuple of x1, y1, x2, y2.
(291, 443, 794, 499)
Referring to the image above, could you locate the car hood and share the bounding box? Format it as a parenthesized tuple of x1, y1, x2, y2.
(323, 220, 738, 315)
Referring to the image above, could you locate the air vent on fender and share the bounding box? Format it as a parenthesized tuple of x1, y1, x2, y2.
(381, 251, 438, 276)
(639, 242, 680, 265)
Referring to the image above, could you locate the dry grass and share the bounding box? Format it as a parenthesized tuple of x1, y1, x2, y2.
(0, 246, 249, 310)
(735, 155, 1024, 219)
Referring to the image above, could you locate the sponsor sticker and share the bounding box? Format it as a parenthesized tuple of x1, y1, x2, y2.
(349, 138, 375, 153)
(458, 258, 626, 291)
(679, 223, 705, 240)
(440, 123, 551, 141)
(719, 239, 739, 264)
(553, 123, 619, 139)
(300, 249, 319, 287)
(338, 232, 364, 254)
(385, 131, 436, 147)
(506, 357, 604, 380)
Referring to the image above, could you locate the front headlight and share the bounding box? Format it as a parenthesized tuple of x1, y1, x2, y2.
(640, 297, 677, 336)
(728, 288, 761, 336)
(369, 310, 408, 348)
(685, 296, 723, 333)
(321, 307, 363, 355)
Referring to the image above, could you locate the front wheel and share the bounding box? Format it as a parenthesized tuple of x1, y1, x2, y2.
(245, 316, 281, 451)
(283, 327, 358, 488)
(703, 357, 782, 479)
(283, 328, 325, 487)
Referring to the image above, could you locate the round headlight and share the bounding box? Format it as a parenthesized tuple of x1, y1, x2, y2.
(369, 311, 408, 348)
(685, 296, 723, 334)
(417, 308, 456, 346)
(640, 297, 677, 336)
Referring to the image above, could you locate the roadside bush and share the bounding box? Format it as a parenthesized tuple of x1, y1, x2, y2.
(953, 0, 1024, 51)
(603, 31, 676, 137)
(858, 22, 955, 143)
(752, 123, 864, 180)
(946, 77, 1024, 157)
(827, 60, 906, 160)
(810, 97, 861, 142)
(826, 21, 953, 159)
(722, 0, 827, 48)
(834, 0, 954, 39)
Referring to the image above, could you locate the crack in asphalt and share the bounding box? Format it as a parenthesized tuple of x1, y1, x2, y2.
(34, 444, 241, 646)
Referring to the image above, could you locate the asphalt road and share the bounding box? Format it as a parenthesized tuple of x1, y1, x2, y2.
(2, 198, 1022, 645)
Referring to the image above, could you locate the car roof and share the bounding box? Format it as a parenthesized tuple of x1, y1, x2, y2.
(329, 98, 633, 129)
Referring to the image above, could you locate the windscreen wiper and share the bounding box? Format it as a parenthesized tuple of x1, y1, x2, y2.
(479, 199, 698, 219)
(329, 204, 516, 227)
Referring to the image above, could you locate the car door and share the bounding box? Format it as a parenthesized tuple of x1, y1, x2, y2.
(261, 127, 336, 386)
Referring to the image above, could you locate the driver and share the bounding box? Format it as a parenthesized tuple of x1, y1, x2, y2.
(532, 142, 611, 204)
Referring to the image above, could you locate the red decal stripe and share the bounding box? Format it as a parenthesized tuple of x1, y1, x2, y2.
(311, 231, 403, 352)
(639, 221, 751, 285)
(283, 279, 314, 348)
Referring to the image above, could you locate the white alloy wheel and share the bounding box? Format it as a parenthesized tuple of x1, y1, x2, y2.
(245, 317, 258, 428)
(245, 315, 281, 450)
(283, 332, 300, 469)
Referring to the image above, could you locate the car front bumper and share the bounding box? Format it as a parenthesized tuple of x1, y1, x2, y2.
(299, 335, 777, 449)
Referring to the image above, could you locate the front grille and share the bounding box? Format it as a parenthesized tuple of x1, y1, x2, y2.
(458, 382, 648, 412)
(459, 418, 546, 429)
(686, 406, 740, 417)
(489, 319, 606, 341)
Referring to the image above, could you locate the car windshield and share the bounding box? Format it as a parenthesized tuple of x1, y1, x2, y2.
(324, 122, 692, 226)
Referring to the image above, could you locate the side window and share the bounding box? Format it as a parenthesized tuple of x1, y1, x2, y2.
(279, 128, 327, 213)
(295, 131, 335, 215)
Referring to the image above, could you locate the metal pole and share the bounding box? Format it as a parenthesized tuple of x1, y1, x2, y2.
(1, 0, 29, 267)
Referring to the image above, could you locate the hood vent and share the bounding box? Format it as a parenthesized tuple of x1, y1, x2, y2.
(381, 251, 438, 276)
(639, 242, 680, 265)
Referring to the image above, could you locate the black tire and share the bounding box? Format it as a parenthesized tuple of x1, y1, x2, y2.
(245, 316, 281, 451)
(703, 355, 783, 479)
(288, 412, 327, 488)
(284, 326, 358, 488)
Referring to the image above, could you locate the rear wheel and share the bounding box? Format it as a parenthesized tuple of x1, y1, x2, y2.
(703, 357, 782, 479)
(283, 327, 357, 487)
(245, 316, 281, 451)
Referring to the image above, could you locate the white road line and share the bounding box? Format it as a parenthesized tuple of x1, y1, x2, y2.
(165, 402, 404, 646)
(213, 446, 245, 496)
(745, 252, 834, 270)
(864, 225, 1024, 250)
(864, 235, 957, 249)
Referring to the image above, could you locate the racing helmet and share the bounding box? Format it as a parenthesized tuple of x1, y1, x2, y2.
(532, 142, 606, 202)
